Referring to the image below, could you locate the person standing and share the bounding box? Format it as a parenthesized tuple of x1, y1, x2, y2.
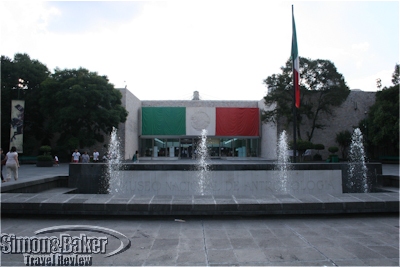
(93, 149, 99, 163)
(4, 146, 19, 181)
(132, 150, 139, 163)
(54, 155, 59, 166)
(81, 151, 90, 163)
(71, 149, 81, 163)
(1, 148, 6, 182)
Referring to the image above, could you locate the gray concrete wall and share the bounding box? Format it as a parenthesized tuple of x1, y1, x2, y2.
(118, 88, 142, 160)
(310, 90, 375, 159)
(259, 100, 277, 160)
(274, 90, 376, 160)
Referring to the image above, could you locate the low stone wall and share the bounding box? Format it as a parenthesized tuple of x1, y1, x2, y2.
(1, 176, 68, 193)
(69, 163, 382, 195)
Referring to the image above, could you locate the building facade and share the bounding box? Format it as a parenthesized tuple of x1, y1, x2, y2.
(117, 89, 277, 160)
(117, 89, 375, 161)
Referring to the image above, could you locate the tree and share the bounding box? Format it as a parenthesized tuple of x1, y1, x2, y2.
(367, 84, 399, 155)
(391, 63, 399, 85)
(335, 130, 352, 159)
(1, 53, 50, 153)
(39, 68, 128, 151)
(262, 57, 350, 141)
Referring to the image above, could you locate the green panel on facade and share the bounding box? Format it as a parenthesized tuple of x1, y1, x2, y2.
(142, 107, 186, 135)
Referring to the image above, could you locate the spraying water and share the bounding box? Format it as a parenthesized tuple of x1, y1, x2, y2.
(103, 127, 123, 194)
(196, 129, 210, 195)
(276, 130, 290, 192)
(347, 128, 369, 193)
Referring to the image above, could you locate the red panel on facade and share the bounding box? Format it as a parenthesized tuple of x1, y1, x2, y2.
(216, 108, 259, 136)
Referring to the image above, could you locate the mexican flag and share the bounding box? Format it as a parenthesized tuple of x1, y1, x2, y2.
(291, 6, 300, 109)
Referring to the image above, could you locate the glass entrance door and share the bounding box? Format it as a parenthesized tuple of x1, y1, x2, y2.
(180, 138, 193, 159)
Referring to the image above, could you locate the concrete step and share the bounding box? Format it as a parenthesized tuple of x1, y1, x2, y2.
(1, 192, 398, 216)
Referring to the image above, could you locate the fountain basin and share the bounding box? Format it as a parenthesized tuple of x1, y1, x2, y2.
(68, 162, 382, 195)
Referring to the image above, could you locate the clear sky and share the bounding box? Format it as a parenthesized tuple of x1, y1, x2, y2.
(1, 0, 398, 100)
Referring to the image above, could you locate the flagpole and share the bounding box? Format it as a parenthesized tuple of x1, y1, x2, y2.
(292, 5, 297, 163)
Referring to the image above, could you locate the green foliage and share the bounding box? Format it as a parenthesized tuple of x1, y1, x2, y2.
(1, 54, 128, 156)
(335, 130, 352, 159)
(1, 53, 50, 150)
(289, 139, 314, 154)
(39, 145, 52, 155)
(314, 143, 325, 151)
(392, 64, 399, 85)
(37, 145, 52, 161)
(262, 57, 350, 141)
(367, 85, 399, 153)
(39, 68, 128, 149)
(296, 140, 314, 151)
(328, 146, 339, 154)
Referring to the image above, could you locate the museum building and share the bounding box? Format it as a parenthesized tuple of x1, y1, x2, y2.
(117, 89, 277, 160)
(115, 88, 374, 161)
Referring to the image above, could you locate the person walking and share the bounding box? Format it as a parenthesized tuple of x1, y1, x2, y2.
(4, 146, 19, 181)
(54, 155, 59, 166)
(71, 149, 81, 163)
(1, 148, 6, 182)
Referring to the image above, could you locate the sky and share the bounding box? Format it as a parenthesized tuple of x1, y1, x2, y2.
(1, 0, 398, 101)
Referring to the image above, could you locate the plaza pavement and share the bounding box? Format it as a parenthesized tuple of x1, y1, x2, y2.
(0, 162, 399, 266)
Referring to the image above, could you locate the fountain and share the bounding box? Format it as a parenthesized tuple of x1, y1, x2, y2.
(68, 125, 383, 197)
(196, 129, 210, 195)
(347, 128, 369, 193)
(101, 127, 123, 194)
(2, 126, 395, 217)
(276, 130, 290, 192)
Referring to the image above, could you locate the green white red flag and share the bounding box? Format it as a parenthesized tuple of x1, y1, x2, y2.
(291, 6, 300, 108)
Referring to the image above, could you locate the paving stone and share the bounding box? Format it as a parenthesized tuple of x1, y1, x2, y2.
(367, 245, 400, 258)
(207, 249, 238, 265)
(204, 228, 228, 239)
(205, 238, 232, 250)
(264, 246, 326, 262)
(145, 249, 177, 265)
(316, 245, 359, 260)
(178, 238, 205, 251)
(361, 258, 400, 266)
(176, 250, 207, 265)
(151, 238, 179, 250)
(234, 248, 269, 263)
(229, 238, 258, 249)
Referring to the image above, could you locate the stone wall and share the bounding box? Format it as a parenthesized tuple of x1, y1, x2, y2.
(259, 100, 277, 160)
(277, 90, 376, 160)
(118, 88, 142, 160)
(68, 162, 382, 195)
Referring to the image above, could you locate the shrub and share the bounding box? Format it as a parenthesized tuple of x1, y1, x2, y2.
(38, 145, 52, 161)
(314, 144, 325, 151)
(328, 146, 339, 154)
(39, 145, 52, 155)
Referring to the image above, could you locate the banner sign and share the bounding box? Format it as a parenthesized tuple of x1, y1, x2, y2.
(9, 100, 25, 153)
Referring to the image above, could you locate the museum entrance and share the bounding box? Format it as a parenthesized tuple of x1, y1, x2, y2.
(180, 138, 193, 159)
(139, 137, 260, 158)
